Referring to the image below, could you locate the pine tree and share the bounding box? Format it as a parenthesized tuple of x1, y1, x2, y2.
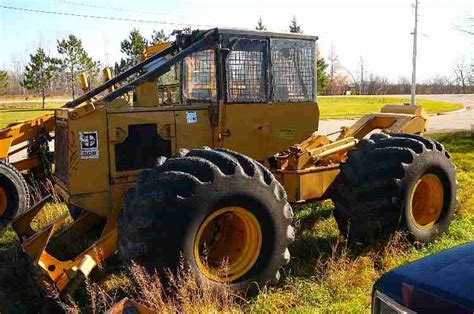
(150, 29, 169, 45)
(289, 16, 303, 33)
(57, 34, 99, 99)
(317, 57, 329, 95)
(120, 29, 148, 69)
(256, 17, 267, 30)
(22, 48, 59, 107)
(0, 70, 7, 95)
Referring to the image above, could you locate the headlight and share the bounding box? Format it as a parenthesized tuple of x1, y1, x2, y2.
(372, 290, 415, 314)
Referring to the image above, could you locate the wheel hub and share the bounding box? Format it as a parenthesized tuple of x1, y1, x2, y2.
(194, 206, 262, 282)
(409, 174, 444, 230)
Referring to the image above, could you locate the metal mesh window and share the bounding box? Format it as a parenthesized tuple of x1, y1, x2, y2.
(183, 50, 216, 102)
(271, 39, 315, 102)
(226, 39, 267, 103)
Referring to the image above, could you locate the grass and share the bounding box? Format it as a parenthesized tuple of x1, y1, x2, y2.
(318, 96, 463, 119)
(0, 131, 471, 312)
(0, 102, 62, 128)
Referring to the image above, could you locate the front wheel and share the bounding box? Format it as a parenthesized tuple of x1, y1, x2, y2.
(118, 148, 294, 295)
(332, 133, 457, 244)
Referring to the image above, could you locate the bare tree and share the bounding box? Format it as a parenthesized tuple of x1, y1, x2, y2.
(354, 57, 367, 95)
(453, 57, 472, 93)
(328, 45, 339, 81)
(326, 45, 349, 95)
(454, 17, 473, 36)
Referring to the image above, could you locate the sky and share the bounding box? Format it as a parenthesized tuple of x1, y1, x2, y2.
(0, 0, 472, 82)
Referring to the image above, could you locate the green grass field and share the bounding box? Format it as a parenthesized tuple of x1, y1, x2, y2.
(0, 97, 463, 128)
(318, 96, 463, 119)
(0, 132, 472, 312)
(0, 102, 62, 128)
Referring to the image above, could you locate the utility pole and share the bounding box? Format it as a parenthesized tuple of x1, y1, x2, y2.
(411, 0, 419, 106)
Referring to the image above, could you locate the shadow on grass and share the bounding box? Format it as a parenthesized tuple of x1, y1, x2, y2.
(0, 230, 44, 313)
(430, 132, 473, 154)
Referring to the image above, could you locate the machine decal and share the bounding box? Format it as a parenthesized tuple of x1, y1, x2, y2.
(278, 128, 295, 140)
(79, 131, 99, 159)
(186, 111, 198, 124)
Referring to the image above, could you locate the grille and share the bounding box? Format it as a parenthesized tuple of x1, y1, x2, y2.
(55, 119, 69, 183)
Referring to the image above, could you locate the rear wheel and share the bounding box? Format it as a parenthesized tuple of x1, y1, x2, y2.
(332, 133, 457, 244)
(118, 148, 294, 295)
(0, 161, 30, 229)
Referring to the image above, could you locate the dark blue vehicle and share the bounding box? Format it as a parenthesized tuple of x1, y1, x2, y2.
(372, 241, 474, 313)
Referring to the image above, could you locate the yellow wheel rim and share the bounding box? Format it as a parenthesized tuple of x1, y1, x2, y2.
(0, 187, 7, 217)
(194, 206, 262, 283)
(409, 174, 444, 230)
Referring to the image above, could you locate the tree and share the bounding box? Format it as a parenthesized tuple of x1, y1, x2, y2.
(453, 57, 472, 93)
(120, 28, 148, 69)
(256, 16, 267, 30)
(22, 48, 59, 107)
(289, 16, 302, 33)
(0, 70, 7, 95)
(326, 45, 349, 95)
(316, 57, 329, 95)
(356, 57, 367, 95)
(57, 34, 99, 99)
(150, 29, 169, 45)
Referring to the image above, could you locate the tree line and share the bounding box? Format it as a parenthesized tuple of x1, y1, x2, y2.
(0, 17, 472, 105)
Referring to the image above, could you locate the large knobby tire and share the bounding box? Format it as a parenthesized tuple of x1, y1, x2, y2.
(67, 204, 84, 220)
(118, 148, 294, 295)
(332, 133, 456, 244)
(0, 160, 30, 229)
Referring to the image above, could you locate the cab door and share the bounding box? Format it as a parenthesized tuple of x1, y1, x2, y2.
(221, 37, 319, 161)
(221, 38, 271, 161)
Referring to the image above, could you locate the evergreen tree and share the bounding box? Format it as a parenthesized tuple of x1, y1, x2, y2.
(22, 48, 59, 107)
(150, 29, 169, 45)
(317, 57, 329, 95)
(256, 17, 267, 30)
(57, 34, 98, 99)
(120, 28, 148, 69)
(289, 16, 303, 33)
(0, 70, 7, 95)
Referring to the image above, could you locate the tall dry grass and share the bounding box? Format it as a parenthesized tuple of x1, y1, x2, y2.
(59, 262, 242, 313)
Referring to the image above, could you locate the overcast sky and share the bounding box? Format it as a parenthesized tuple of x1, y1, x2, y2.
(0, 0, 472, 82)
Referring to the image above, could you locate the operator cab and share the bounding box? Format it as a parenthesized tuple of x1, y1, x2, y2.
(132, 28, 321, 160)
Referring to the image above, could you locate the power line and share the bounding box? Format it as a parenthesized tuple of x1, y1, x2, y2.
(58, 0, 186, 18)
(0, 4, 214, 28)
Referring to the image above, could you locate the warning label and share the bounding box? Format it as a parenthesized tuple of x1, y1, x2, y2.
(79, 131, 99, 159)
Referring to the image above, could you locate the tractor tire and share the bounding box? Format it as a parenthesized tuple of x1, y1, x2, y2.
(0, 160, 30, 229)
(67, 204, 83, 220)
(332, 133, 456, 244)
(118, 148, 294, 295)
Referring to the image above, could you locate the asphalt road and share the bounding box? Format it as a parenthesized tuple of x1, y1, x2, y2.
(5, 94, 473, 163)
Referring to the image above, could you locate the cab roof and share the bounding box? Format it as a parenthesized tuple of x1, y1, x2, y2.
(214, 27, 318, 41)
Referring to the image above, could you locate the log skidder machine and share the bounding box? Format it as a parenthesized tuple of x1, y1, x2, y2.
(0, 28, 457, 300)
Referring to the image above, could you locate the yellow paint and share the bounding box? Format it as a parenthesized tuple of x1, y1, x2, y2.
(194, 206, 262, 282)
(409, 174, 444, 230)
(277, 166, 340, 202)
(222, 102, 319, 161)
(0, 114, 54, 159)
